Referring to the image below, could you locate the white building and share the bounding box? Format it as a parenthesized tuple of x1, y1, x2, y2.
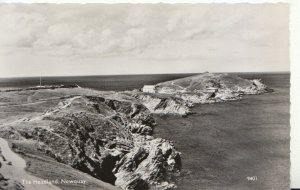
(142, 85, 156, 93)
(204, 87, 218, 93)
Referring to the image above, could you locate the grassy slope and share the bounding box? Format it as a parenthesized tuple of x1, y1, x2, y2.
(10, 140, 119, 190)
(0, 88, 119, 190)
(156, 73, 253, 91)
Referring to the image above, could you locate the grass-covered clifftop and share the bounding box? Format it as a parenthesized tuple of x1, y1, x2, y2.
(133, 73, 272, 116)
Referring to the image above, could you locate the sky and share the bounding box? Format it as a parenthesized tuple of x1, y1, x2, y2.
(0, 3, 289, 77)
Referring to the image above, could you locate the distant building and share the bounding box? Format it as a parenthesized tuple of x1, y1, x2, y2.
(142, 85, 156, 93)
(204, 87, 218, 93)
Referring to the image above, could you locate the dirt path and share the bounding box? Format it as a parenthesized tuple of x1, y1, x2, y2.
(0, 138, 60, 190)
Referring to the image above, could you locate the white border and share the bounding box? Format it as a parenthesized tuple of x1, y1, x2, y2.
(290, 0, 299, 188)
(0, 0, 291, 3)
(0, 0, 298, 189)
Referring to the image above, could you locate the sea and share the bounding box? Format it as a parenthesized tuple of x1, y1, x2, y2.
(153, 72, 290, 190)
(0, 73, 196, 91)
(0, 72, 290, 190)
(0, 72, 288, 91)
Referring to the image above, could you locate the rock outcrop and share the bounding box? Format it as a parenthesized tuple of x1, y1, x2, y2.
(134, 73, 271, 115)
(130, 93, 191, 116)
(113, 135, 181, 190)
(0, 91, 180, 190)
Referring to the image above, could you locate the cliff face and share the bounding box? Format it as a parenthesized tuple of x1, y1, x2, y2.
(130, 93, 191, 116)
(0, 90, 180, 190)
(113, 135, 181, 190)
(136, 73, 271, 115)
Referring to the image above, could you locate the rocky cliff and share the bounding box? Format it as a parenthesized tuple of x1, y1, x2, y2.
(0, 89, 181, 190)
(135, 73, 271, 115)
(129, 93, 191, 116)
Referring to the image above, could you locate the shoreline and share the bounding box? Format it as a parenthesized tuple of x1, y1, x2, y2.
(152, 74, 290, 189)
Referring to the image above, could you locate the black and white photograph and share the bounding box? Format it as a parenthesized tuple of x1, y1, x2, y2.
(0, 1, 295, 190)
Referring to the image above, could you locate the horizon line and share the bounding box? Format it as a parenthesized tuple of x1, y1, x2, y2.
(0, 71, 290, 79)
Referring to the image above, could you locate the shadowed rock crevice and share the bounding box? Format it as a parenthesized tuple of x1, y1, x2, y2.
(1, 93, 181, 189)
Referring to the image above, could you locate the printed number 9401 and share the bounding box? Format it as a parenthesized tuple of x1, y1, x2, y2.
(246, 176, 258, 181)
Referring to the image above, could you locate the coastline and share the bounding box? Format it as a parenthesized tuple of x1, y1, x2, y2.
(153, 74, 290, 189)
(0, 73, 289, 190)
